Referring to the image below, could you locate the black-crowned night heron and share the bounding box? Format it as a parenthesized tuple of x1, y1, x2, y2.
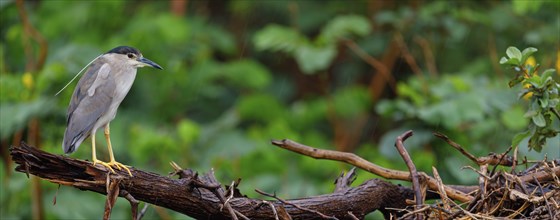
(63, 46, 162, 176)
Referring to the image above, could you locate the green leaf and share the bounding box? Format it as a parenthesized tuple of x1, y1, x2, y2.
(517, 88, 531, 99)
(294, 45, 336, 74)
(499, 56, 509, 64)
(541, 69, 556, 80)
(508, 74, 524, 88)
(0, 98, 57, 139)
(539, 98, 548, 108)
(506, 46, 522, 61)
(223, 59, 272, 90)
(253, 24, 307, 53)
(526, 75, 543, 88)
(513, 0, 544, 15)
(501, 106, 527, 130)
(521, 47, 537, 63)
(332, 86, 372, 118)
(531, 112, 546, 127)
(507, 57, 521, 65)
(549, 98, 559, 108)
(177, 119, 200, 145)
(528, 133, 544, 152)
(511, 129, 532, 147)
(525, 64, 535, 75)
(500, 57, 521, 66)
(320, 15, 372, 43)
(237, 94, 285, 122)
(524, 109, 538, 118)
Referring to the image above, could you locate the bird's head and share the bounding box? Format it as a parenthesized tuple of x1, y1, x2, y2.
(105, 46, 163, 70)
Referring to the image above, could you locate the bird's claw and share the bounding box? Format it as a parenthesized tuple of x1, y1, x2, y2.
(93, 159, 133, 176)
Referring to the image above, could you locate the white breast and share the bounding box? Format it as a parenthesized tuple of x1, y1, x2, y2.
(92, 66, 138, 132)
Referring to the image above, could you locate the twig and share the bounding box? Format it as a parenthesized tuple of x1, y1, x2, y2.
(398, 205, 429, 219)
(503, 172, 529, 194)
(506, 201, 530, 219)
(512, 146, 519, 172)
(431, 167, 450, 211)
(255, 189, 337, 220)
(394, 33, 424, 78)
(121, 190, 139, 220)
(450, 198, 485, 220)
(548, 160, 560, 184)
(52, 184, 60, 205)
(478, 165, 488, 211)
(276, 205, 292, 220)
(170, 162, 221, 190)
(462, 166, 491, 180)
(490, 146, 513, 175)
(434, 132, 478, 163)
(347, 211, 359, 220)
(342, 38, 396, 91)
(261, 200, 279, 220)
(550, 107, 560, 121)
(488, 179, 514, 216)
(205, 169, 239, 220)
(233, 210, 250, 220)
(434, 132, 514, 166)
(103, 176, 121, 220)
(414, 35, 438, 77)
(137, 202, 150, 220)
(15, 0, 48, 71)
(333, 167, 357, 193)
(488, 33, 504, 78)
(394, 130, 423, 220)
(221, 181, 236, 211)
(534, 176, 554, 219)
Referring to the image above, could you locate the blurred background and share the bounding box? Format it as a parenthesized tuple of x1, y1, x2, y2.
(1, 0, 559, 219)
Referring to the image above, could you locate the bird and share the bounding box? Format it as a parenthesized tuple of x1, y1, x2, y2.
(62, 46, 162, 176)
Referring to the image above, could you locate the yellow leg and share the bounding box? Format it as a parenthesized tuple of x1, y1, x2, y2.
(104, 124, 132, 176)
(92, 131, 115, 173)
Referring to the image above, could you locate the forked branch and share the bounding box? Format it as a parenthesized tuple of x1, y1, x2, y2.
(10, 142, 419, 219)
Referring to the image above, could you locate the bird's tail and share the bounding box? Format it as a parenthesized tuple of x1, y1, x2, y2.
(62, 129, 85, 154)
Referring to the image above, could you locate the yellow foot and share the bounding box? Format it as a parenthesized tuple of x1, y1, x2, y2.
(93, 159, 133, 176)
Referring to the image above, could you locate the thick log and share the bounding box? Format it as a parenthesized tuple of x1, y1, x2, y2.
(10, 142, 416, 219)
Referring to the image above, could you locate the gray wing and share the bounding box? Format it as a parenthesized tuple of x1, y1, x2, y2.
(63, 61, 115, 153)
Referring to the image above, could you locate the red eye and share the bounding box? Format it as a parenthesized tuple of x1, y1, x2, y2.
(127, 53, 134, 58)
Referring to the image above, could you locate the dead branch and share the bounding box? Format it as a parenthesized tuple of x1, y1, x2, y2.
(334, 167, 357, 193)
(271, 138, 476, 203)
(342, 38, 396, 91)
(10, 142, 419, 220)
(431, 167, 450, 211)
(414, 35, 438, 77)
(255, 189, 336, 220)
(394, 32, 424, 79)
(393, 130, 423, 220)
(434, 132, 514, 166)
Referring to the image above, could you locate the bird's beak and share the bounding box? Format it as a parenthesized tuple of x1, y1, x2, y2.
(138, 57, 163, 70)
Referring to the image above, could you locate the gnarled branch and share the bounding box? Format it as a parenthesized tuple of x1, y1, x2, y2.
(10, 142, 417, 219)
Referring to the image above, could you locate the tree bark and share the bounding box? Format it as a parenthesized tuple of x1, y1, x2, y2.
(10, 142, 417, 219)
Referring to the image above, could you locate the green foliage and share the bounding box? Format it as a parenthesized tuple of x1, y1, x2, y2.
(500, 46, 560, 151)
(320, 15, 372, 43)
(375, 74, 533, 181)
(512, 0, 545, 14)
(1, 1, 559, 219)
(254, 14, 371, 74)
(332, 86, 372, 119)
(238, 94, 285, 122)
(501, 106, 528, 130)
(378, 75, 516, 131)
(254, 25, 307, 53)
